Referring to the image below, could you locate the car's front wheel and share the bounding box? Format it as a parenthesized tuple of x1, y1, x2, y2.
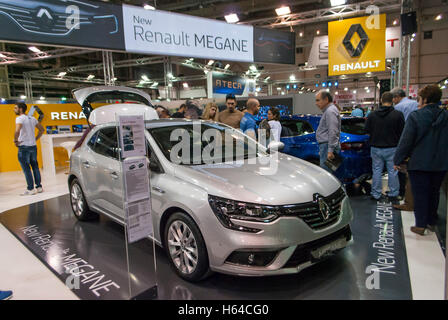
(70, 178, 98, 221)
(164, 212, 210, 282)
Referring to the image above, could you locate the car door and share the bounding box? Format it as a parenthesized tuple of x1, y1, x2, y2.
(80, 131, 100, 204)
(280, 119, 318, 159)
(89, 126, 124, 220)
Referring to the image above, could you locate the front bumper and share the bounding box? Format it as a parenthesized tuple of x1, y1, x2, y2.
(204, 195, 354, 276)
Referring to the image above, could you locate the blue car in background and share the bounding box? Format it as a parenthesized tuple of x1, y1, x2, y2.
(278, 115, 371, 185)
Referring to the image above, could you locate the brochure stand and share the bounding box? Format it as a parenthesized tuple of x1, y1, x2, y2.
(116, 113, 158, 300)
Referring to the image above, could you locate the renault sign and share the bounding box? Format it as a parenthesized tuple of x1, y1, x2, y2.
(328, 14, 386, 76)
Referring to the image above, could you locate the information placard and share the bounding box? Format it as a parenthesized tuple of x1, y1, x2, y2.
(118, 115, 146, 159)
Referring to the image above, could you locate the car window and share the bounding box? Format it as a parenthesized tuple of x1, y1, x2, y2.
(341, 118, 367, 135)
(92, 127, 119, 159)
(148, 123, 266, 165)
(280, 120, 314, 137)
(87, 132, 97, 149)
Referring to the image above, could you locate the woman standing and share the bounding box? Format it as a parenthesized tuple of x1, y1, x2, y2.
(394, 85, 448, 235)
(267, 107, 282, 142)
(201, 102, 219, 121)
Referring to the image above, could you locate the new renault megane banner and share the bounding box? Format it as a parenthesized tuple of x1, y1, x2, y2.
(0, 0, 295, 64)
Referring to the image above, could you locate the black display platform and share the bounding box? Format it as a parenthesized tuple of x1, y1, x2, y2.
(0, 194, 413, 300)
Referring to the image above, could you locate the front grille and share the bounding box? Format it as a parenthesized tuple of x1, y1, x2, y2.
(284, 225, 352, 268)
(279, 187, 346, 230)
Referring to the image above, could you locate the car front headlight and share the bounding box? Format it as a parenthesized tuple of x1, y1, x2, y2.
(208, 195, 279, 233)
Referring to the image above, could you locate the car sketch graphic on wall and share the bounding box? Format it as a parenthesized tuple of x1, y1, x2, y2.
(0, 0, 118, 36)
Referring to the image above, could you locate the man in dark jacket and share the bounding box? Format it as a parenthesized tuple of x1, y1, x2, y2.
(394, 85, 448, 235)
(365, 92, 405, 201)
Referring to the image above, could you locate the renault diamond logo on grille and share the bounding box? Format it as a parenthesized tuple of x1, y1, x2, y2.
(343, 24, 369, 57)
(313, 194, 331, 221)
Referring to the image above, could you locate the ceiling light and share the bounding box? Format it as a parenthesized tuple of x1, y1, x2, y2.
(316, 30, 320, 35)
(335, 91, 338, 95)
(113, 77, 117, 81)
(168, 83, 173, 88)
(40, 96, 45, 100)
(435, 14, 443, 21)
(58, 72, 67, 77)
(353, 90, 357, 94)
(412, 33, 416, 37)
(28, 46, 41, 53)
(167, 72, 173, 78)
(225, 13, 239, 23)
(0, 53, 6, 58)
(393, 19, 399, 25)
(224, 64, 230, 70)
(183, 82, 189, 88)
(411, 38, 415, 42)
(277, 87, 281, 91)
(87, 75, 95, 80)
(20, 95, 26, 99)
(265, 76, 271, 81)
(275, 6, 291, 16)
(299, 32, 303, 37)
(344, 87, 348, 91)
(152, 82, 159, 87)
(442, 85, 446, 89)
(330, 0, 346, 6)
(144, 4, 155, 10)
(142, 75, 149, 81)
(365, 87, 369, 90)
(207, 60, 214, 66)
(289, 74, 296, 81)
(249, 65, 257, 71)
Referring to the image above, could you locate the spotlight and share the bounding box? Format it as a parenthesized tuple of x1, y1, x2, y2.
(344, 87, 348, 91)
(225, 13, 239, 23)
(330, 0, 346, 6)
(393, 19, 399, 25)
(224, 64, 230, 70)
(28, 46, 42, 53)
(207, 60, 214, 66)
(87, 75, 95, 80)
(275, 6, 291, 16)
(289, 74, 296, 81)
(316, 30, 320, 35)
(183, 82, 189, 88)
(58, 72, 67, 77)
(144, 4, 155, 10)
(435, 14, 443, 21)
(141, 75, 149, 81)
(20, 95, 26, 99)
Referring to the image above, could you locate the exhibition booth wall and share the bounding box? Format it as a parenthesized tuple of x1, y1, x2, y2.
(0, 104, 94, 173)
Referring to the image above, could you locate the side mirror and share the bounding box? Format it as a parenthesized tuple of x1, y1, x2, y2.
(267, 141, 284, 153)
(148, 160, 160, 173)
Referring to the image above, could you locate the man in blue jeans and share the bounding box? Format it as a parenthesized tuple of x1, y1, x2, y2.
(14, 102, 44, 195)
(365, 92, 405, 201)
(315, 90, 341, 173)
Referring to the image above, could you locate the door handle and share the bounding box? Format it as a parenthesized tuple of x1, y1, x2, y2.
(152, 186, 165, 194)
(110, 172, 119, 179)
(82, 161, 90, 168)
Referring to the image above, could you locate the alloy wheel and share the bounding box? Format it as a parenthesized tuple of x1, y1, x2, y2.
(167, 220, 198, 274)
(71, 183, 84, 217)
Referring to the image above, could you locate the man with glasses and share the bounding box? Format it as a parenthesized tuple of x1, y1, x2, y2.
(218, 94, 243, 129)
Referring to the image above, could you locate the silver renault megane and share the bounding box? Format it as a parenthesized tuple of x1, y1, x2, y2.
(68, 86, 353, 281)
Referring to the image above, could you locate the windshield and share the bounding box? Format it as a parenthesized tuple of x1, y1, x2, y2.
(148, 122, 267, 165)
(280, 119, 314, 137)
(341, 118, 367, 135)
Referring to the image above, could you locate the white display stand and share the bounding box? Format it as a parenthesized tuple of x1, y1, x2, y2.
(40, 133, 83, 176)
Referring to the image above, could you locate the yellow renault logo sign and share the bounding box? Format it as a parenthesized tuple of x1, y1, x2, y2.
(328, 14, 386, 76)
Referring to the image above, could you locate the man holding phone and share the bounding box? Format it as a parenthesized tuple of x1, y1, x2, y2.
(14, 102, 44, 195)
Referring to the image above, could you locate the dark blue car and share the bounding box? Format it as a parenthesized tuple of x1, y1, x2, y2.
(278, 115, 371, 184)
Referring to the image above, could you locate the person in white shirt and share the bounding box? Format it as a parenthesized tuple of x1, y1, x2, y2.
(14, 103, 44, 195)
(267, 107, 282, 142)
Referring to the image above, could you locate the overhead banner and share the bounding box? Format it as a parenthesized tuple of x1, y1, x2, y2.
(308, 27, 400, 67)
(328, 14, 386, 76)
(123, 5, 253, 62)
(0, 0, 125, 50)
(0, 0, 295, 64)
(212, 73, 246, 95)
